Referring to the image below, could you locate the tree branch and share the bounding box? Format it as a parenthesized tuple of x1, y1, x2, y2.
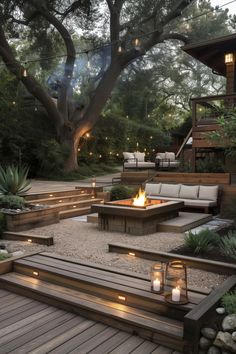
(0, 23, 63, 133)
(30, 3, 76, 122)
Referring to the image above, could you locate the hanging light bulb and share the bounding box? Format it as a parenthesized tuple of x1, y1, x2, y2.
(133, 38, 141, 51)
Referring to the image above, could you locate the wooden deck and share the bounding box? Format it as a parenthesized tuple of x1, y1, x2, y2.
(0, 289, 180, 354)
(0, 252, 217, 353)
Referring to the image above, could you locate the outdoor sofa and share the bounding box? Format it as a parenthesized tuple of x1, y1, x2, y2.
(123, 152, 156, 171)
(145, 182, 219, 213)
(123, 151, 180, 171)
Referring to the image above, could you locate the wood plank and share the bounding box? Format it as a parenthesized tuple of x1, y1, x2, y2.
(151, 346, 173, 354)
(0, 306, 54, 338)
(68, 326, 119, 354)
(0, 312, 76, 353)
(0, 308, 66, 345)
(108, 336, 145, 354)
(88, 331, 132, 354)
(49, 323, 107, 354)
(8, 315, 85, 354)
(127, 339, 159, 353)
(28, 319, 95, 354)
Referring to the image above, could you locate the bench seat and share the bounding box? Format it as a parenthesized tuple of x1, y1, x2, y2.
(149, 196, 216, 208)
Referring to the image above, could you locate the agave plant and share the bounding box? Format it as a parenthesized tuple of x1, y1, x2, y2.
(0, 165, 31, 196)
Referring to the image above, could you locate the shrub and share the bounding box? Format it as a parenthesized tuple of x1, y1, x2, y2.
(222, 290, 236, 314)
(0, 253, 10, 261)
(0, 165, 31, 195)
(184, 229, 220, 255)
(0, 213, 6, 236)
(0, 195, 25, 209)
(220, 231, 236, 261)
(110, 185, 135, 201)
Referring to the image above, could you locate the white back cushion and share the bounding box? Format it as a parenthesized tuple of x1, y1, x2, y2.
(145, 183, 161, 196)
(156, 152, 166, 160)
(165, 152, 175, 161)
(199, 185, 219, 201)
(134, 152, 145, 162)
(179, 185, 199, 199)
(159, 183, 180, 198)
(123, 152, 135, 161)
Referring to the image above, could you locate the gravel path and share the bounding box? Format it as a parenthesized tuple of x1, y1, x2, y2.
(2, 218, 227, 289)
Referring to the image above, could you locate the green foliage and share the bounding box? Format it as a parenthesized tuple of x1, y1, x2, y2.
(0, 165, 31, 195)
(222, 290, 236, 314)
(0, 195, 25, 209)
(0, 253, 10, 261)
(110, 185, 135, 201)
(220, 231, 236, 261)
(184, 229, 220, 255)
(196, 156, 225, 173)
(0, 213, 6, 236)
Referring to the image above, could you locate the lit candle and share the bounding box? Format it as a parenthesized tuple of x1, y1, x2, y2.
(153, 279, 161, 292)
(172, 286, 181, 302)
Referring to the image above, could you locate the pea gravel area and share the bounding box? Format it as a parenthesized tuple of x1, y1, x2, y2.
(2, 218, 227, 289)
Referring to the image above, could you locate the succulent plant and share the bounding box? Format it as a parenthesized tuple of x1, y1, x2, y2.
(0, 165, 31, 196)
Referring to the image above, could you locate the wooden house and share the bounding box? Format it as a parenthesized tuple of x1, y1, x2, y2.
(180, 33, 236, 171)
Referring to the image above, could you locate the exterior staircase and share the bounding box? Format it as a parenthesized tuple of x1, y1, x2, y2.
(24, 188, 103, 220)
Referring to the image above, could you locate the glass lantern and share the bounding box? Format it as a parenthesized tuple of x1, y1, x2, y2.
(150, 262, 165, 294)
(165, 260, 188, 304)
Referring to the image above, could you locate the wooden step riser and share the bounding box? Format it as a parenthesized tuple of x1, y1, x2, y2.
(0, 279, 185, 351)
(24, 189, 85, 201)
(29, 194, 94, 205)
(13, 263, 188, 321)
(51, 199, 101, 212)
(59, 207, 91, 219)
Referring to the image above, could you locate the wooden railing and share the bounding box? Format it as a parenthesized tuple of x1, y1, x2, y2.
(191, 93, 236, 128)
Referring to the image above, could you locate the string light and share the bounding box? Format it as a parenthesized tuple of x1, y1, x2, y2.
(12, 101, 16, 105)
(22, 68, 27, 77)
(89, 152, 93, 155)
(85, 133, 90, 138)
(99, 154, 102, 158)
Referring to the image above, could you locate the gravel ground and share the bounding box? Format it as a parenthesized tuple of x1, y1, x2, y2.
(2, 218, 227, 289)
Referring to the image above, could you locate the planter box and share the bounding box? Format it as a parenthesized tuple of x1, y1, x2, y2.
(4, 207, 59, 232)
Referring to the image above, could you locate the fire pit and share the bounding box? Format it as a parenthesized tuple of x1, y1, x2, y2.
(91, 189, 184, 235)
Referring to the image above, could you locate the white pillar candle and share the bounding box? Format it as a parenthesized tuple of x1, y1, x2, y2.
(153, 279, 161, 292)
(172, 287, 181, 302)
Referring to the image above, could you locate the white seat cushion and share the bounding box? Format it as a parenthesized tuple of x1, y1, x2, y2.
(179, 185, 199, 199)
(124, 162, 155, 168)
(145, 183, 161, 196)
(123, 152, 135, 162)
(156, 152, 166, 160)
(199, 185, 219, 202)
(159, 183, 181, 198)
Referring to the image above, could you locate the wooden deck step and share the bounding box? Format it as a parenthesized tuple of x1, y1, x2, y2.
(3, 231, 53, 246)
(0, 289, 179, 354)
(0, 272, 185, 351)
(49, 198, 103, 213)
(59, 206, 92, 219)
(28, 193, 94, 205)
(12, 254, 206, 320)
(24, 189, 83, 201)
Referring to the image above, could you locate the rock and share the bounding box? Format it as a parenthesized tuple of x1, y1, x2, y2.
(200, 336, 211, 350)
(0, 243, 6, 249)
(0, 249, 8, 255)
(207, 346, 221, 354)
(201, 328, 217, 340)
(222, 314, 236, 332)
(214, 331, 236, 352)
(216, 307, 225, 315)
(11, 251, 24, 257)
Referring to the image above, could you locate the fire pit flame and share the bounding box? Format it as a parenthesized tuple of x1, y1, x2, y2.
(133, 189, 147, 207)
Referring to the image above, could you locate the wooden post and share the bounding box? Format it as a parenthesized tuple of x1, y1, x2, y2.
(192, 101, 197, 172)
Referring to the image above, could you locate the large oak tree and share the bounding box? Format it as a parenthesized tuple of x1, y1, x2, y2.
(0, 0, 194, 171)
